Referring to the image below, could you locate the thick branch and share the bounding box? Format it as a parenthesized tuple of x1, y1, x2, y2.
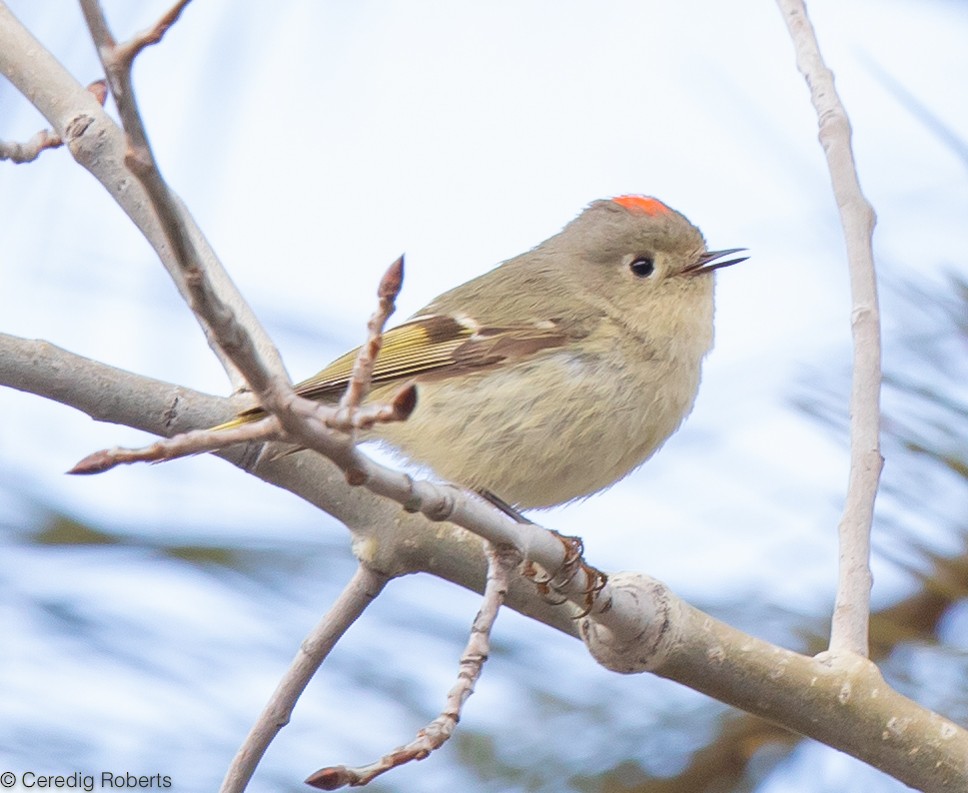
(777, 0, 883, 657)
(3, 335, 966, 790)
(0, 332, 575, 635)
(0, 81, 110, 162)
(581, 574, 967, 792)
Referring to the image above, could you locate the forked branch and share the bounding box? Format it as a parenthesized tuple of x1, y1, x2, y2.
(304, 543, 521, 790)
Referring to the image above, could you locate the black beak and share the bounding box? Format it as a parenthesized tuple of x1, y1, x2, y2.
(683, 247, 749, 275)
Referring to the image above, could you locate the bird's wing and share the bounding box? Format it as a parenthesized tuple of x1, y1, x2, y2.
(292, 314, 573, 402)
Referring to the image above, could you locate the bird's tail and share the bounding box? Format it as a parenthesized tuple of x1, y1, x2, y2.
(208, 409, 264, 433)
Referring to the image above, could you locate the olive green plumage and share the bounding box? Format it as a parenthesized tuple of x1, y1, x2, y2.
(216, 196, 745, 508)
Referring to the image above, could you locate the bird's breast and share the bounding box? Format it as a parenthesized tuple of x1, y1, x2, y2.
(374, 333, 708, 509)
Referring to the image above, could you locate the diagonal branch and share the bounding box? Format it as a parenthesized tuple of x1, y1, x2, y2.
(219, 564, 389, 793)
(776, 0, 883, 658)
(78, 0, 292, 406)
(305, 543, 520, 790)
(0, 332, 578, 638)
(0, 1, 281, 389)
(118, 0, 194, 62)
(73, 5, 424, 505)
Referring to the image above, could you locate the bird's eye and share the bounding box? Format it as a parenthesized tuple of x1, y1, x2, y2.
(629, 256, 655, 278)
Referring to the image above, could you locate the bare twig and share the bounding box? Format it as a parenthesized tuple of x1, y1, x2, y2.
(65, 378, 418, 475)
(0, 129, 62, 163)
(74, 5, 423, 493)
(305, 543, 521, 790)
(346, 382, 418, 430)
(777, 0, 882, 657)
(67, 416, 282, 474)
(0, 80, 107, 163)
(337, 255, 405, 414)
(219, 564, 388, 793)
(117, 0, 193, 63)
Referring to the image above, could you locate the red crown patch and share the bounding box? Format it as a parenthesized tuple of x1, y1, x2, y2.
(612, 195, 672, 217)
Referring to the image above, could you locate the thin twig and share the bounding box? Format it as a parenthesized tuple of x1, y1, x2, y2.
(305, 543, 521, 790)
(78, 0, 292, 400)
(75, 4, 421, 486)
(338, 255, 405, 414)
(0, 128, 62, 163)
(219, 564, 389, 793)
(0, 80, 107, 163)
(65, 378, 418, 475)
(777, 0, 883, 657)
(117, 0, 193, 63)
(67, 416, 282, 474)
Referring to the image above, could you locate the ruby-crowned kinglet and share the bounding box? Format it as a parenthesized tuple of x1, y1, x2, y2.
(218, 195, 745, 509)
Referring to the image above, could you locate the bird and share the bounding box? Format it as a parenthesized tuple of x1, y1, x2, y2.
(215, 195, 746, 510)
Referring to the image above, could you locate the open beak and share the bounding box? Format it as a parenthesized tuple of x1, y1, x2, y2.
(683, 247, 749, 276)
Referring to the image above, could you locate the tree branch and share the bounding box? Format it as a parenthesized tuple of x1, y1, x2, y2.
(0, 0, 279, 389)
(0, 81, 106, 162)
(219, 564, 389, 793)
(78, 0, 292, 402)
(305, 543, 520, 789)
(0, 332, 575, 636)
(2, 334, 965, 790)
(776, 0, 883, 657)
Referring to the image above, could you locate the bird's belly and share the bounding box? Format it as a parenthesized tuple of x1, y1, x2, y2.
(375, 352, 702, 509)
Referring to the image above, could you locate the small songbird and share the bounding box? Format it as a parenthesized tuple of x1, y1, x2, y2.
(217, 196, 746, 509)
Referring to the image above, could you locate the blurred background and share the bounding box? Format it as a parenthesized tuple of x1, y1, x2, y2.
(1, 1, 966, 791)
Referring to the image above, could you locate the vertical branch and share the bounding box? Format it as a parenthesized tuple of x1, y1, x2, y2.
(777, 0, 883, 657)
(338, 255, 404, 413)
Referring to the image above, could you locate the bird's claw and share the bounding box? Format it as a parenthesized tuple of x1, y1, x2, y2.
(523, 530, 607, 616)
